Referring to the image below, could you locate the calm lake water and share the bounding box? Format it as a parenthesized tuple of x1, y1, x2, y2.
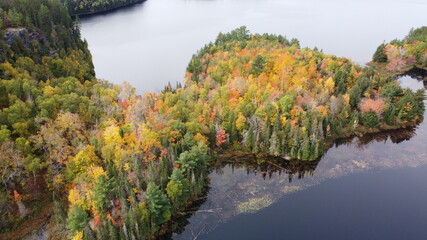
(79, 1, 427, 239)
(80, 0, 426, 93)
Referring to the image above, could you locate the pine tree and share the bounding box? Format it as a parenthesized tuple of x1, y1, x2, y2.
(160, 157, 171, 189)
(146, 182, 171, 226)
(373, 43, 388, 63)
(92, 174, 114, 213)
(249, 55, 266, 77)
(301, 134, 311, 160)
(261, 117, 271, 153)
(361, 111, 379, 128)
(383, 105, 396, 125)
(67, 204, 89, 236)
(107, 220, 119, 240)
(245, 125, 255, 150)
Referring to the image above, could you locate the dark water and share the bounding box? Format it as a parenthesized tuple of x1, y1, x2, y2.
(168, 76, 427, 240)
(80, 0, 426, 93)
(200, 165, 427, 240)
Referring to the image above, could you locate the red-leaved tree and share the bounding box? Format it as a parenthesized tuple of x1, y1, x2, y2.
(215, 128, 229, 147)
(360, 98, 385, 115)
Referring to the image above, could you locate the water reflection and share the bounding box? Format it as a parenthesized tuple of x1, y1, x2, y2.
(398, 68, 427, 91)
(211, 154, 319, 183)
(334, 126, 417, 149)
(166, 75, 426, 240)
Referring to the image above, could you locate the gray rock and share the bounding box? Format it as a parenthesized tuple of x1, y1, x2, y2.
(4, 27, 29, 46)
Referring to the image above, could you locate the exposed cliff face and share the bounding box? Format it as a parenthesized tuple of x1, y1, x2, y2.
(3, 27, 47, 50)
(4, 28, 28, 46)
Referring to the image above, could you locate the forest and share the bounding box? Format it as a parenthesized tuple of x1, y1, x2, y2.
(0, 0, 425, 240)
(62, 0, 144, 16)
(372, 26, 427, 72)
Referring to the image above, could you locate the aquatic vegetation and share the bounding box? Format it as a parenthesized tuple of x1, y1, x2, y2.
(237, 196, 274, 214)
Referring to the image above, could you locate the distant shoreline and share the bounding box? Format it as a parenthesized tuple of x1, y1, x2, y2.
(71, 0, 146, 17)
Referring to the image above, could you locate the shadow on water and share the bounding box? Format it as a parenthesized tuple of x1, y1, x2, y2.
(161, 74, 427, 240)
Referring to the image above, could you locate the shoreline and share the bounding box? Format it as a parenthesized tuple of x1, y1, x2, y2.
(70, 0, 146, 18)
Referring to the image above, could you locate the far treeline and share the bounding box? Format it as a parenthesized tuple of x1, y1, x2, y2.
(0, 1, 425, 240)
(62, 0, 144, 16)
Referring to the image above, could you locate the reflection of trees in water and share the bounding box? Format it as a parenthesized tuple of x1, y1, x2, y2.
(398, 67, 427, 83)
(334, 127, 417, 150)
(397, 68, 427, 90)
(212, 154, 319, 183)
(211, 123, 417, 183)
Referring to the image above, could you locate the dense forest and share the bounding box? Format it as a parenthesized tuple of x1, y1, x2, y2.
(182, 26, 425, 160)
(372, 26, 427, 72)
(63, 0, 144, 16)
(0, 1, 425, 240)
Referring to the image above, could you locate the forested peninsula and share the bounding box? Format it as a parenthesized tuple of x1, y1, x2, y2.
(63, 0, 145, 16)
(0, 1, 425, 239)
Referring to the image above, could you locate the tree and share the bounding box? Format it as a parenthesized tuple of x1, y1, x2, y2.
(278, 94, 295, 117)
(361, 111, 379, 128)
(244, 125, 255, 150)
(0, 141, 25, 188)
(187, 57, 203, 83)
(249, 55, 266, 77)
(66, 145, 101, 181)
(380, 82, 402, 100)
(146, 182, 171, 226)
(0, 125, 11, 143)
(373, 43, 387, 63)
(67, 204, 89, 237)
(166, 169, 188, 209)
(360, 98, 385, 115)
(178, 142, 209, 175)
(92, 174, 114, 213)
(235, 112, 247, 133)
(215, 128, 229, 147)
(31, 112, 86, 189)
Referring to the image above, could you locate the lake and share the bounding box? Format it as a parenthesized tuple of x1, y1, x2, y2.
(79, 1, 427, 239)
(80, 0, 426, 93)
